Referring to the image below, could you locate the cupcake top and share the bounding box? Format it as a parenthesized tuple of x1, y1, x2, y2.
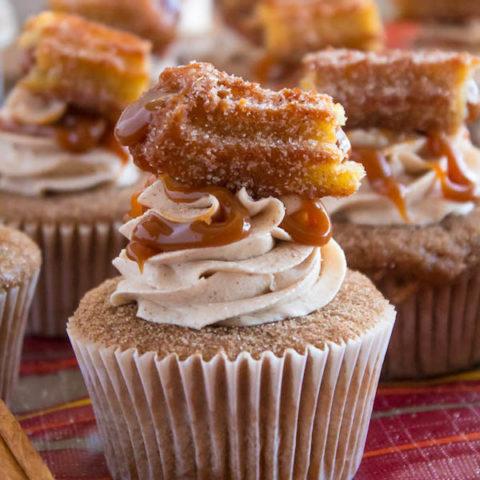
(301, 49, 480, 226)
(0, 226, 41, 289)
(0, 12, 151, 197)
(71, 271, 389, 359)
(110, 62, 364, 330)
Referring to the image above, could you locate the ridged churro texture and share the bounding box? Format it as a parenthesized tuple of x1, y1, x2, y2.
(301, 49, 480, 134)
(18, 12, 151, 121)
(395, 0, 480, 22)
(117, 63, 364, 199)
(49, 0, 179, 54)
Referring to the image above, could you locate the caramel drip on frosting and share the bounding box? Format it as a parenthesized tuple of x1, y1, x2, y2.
(126, 176, 334, 269)
(351, 146, 409, 222)
(0, 108, 126, 159)
(126, 180, 252, 269)
(425, 132, 480, 203)
(280, 199, 332, 247)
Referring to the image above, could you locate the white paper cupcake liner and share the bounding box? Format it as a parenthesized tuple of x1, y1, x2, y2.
(380, 268, 480, 379)
(6, 219, 125, 336)
(0, 271, 39, 404)
(69, 308, 394, 480)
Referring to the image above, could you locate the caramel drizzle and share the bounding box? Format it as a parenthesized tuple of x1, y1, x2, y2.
(0, 109, 127, 160)
(351, 146, 410, 222)
(352, 133, 479, 221)
(425, 132, 479, 203)
(126, 179, 252, 270)
(280, 199, 332, 247)
(126, 177, 333, 270)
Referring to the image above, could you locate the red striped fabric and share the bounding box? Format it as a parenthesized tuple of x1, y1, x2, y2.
(12, 336, 480, 480)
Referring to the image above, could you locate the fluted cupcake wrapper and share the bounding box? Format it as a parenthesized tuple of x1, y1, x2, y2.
(5, 220, 125, 336)
(381, 267, 480, 380)
(69, 310, 394, 480)
(0, 271, 39, 404)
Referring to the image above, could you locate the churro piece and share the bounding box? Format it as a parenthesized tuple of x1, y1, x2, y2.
(116, 62, 363, 199)
(18, 12, 151, 121)
(258, 0, 383, 58)
(49, 0, 179, 54)
(301, 49, 480, 134)
(215, 0, 263, 44)
(395, 0, 480, 22)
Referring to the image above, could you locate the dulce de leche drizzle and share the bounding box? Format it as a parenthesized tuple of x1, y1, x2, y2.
(115, 90, 160, 147)
(0, 108, 127, 159)
(425, 132, 480, 203)
(126, 178, 253, 269)
(280, 199, 332, 246)
(126, 176, 334, 269)
(351, 146, 410, 222)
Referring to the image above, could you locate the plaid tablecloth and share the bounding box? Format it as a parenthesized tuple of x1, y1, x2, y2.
(12, 336, 480, 480)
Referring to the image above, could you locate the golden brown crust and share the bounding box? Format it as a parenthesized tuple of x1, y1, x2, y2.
(18, 12, 151, 121)
(259, 0, 383, 58)
(332, 205, 480, 286)
(216, 0, 382, 57)
(301, 49, 480, 134)
(68, 271, 391, 360)
(49, 0, 179, 54)
(0, 181, 141, 224)
(118, 62, 364, 199)
(395, 0, 480, 22)
(0, 225, 41, 289)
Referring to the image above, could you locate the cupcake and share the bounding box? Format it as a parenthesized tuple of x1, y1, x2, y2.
(180, 0, 383, 88)
(302, 49, 480, 379)
(0, 12, 151, 335)
(0, 225, 40, 404)
(68, 63, 395, 479)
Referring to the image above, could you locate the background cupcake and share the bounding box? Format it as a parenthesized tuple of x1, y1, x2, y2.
(0, 225, 40, 404)
(68, 63, 394, 479)
(0, 12, 151, 335)
(179, 0, 383, 88)
(302, 48, 480, 379)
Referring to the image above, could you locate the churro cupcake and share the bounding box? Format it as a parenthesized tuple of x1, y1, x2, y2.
(68, 63, 395, 480)
(302, 49, 480, 379)
(0, 12, 151, 335)
(0, 225, 40, 404)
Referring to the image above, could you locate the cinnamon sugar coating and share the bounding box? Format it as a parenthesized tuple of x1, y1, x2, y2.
(68, 271, 390, 360)
(0, 226, 41, 290)
(301, 49, 480, 134)
(333, 205, 480, 287)
(216, 0, 382, 57)
(395, 0, 480, 22)
(18, 12, 151, 121)
(117, 62, 364, 199)
(258, 0, 383, 58)
(49, 0, 179, 54)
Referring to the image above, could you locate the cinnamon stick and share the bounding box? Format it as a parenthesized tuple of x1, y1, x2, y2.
(0, 400, 54, 480)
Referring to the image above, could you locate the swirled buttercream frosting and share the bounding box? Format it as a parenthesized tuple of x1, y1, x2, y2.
(323, 128, 480, 225)
(111, 178, 346, 329)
